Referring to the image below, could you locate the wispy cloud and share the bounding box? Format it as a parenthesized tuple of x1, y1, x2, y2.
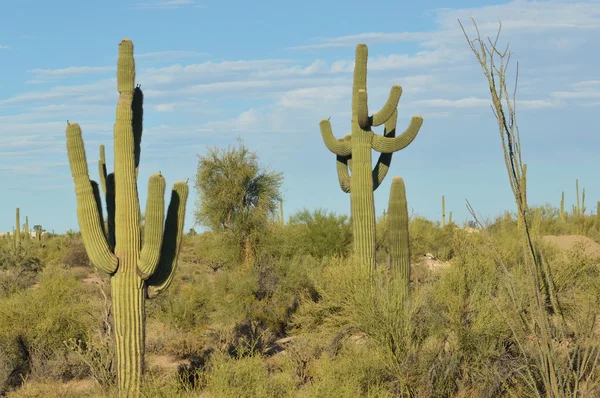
(552, 80, 600, 100)
(415, 97, 562, 109)
(288, 32, 431, 50)
(290, 1, 600, 52)
(134, 0, 202, 9)
(28, 66, 115, 80)
(0, 79, 114, 105)
(153, 103, 177, 113)
(136, 50, 207, 60)
(0, 45, 9, 50)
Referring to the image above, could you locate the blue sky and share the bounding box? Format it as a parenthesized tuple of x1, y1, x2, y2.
(0, 0, 598, 233)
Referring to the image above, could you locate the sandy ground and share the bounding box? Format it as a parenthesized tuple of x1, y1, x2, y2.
(541, 235, 600, 257)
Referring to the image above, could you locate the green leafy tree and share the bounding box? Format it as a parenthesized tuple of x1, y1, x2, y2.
(194, 139, 283, 266)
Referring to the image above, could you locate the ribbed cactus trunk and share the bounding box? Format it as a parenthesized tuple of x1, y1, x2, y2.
(350, 127, 377, 271)
(319, 44, 423, 275)
(25, 216, 29, 240)
(387, 176, 410, 307)
(66, 39, 189, 397)
(279, 199, 284, 227)
(560, 191, 565, 221)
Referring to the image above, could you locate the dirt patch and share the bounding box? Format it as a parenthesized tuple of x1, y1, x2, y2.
(541, 235, 600, 257)
(147, 354, 190, 372)
(417, 253, 451, 270)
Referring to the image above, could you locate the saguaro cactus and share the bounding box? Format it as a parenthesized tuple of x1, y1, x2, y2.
(319, 44, 423, 273)
(65, 39, 189, 397)
(576, 179, 580, 217)
(387, 176, 410, 307)
(442, 195, 446, 227)
(14, 208, 20, 251)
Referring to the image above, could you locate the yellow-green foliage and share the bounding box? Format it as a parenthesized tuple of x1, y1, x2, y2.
(0, 264, 95, 394)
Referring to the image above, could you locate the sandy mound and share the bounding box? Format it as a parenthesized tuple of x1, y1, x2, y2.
(541, 235, 600, 257)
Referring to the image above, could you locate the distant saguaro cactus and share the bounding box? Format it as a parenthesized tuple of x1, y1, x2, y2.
(442, 195, 446, 227)
(14, 208, 20, 251)
(319, 44, 423, 273)
(65, 39, 189, 397)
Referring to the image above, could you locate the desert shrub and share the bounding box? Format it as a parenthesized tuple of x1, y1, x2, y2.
(193, 231, 239, 271)
(285, 208, 352, 259)
(0, 264, 95, 393)
(149, 277, 212, 332)
(303, 344, 394, 398)
(0, 247, 43, 298)
(408, 216, 458, 262)
(35, 236, 70, 265)
(202, 351, 295, 398)
(61, 239, 92, 268)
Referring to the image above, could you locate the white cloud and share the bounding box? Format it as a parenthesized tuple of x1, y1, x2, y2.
(277, 86, 348, 109)
(289, 1, 600, 53)
(139, 59, 293, 85)
(136, 50, 207, 60)
(0, 79, 115, 104)
(0, 45, 9, 50)
(288, 32, 431, 50)
(154, 103, 176, 112)
(28, 66, 114, 79)
(552, 80, 600, 100)
(134, 0, 203, 9)
(415, 97, 562, 109)
(201, 109, 263, 133)
(415, 97, 491, 108)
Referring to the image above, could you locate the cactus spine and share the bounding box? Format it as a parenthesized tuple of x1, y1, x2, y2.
(387, 176, 410, 308)
(319, 44, 423, 273)
(65, 39, 189, 397)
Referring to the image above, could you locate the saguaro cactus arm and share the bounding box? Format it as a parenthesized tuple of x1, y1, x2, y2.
(319, 120, 352, 156)
(147, 182, 189, 298)
(138, 173, 166, 279)
(336, 155, 351, 193)
(371, 115, 423, 154)
(98, 145, 108, 196)
(66, 123, 118, 274)
(337, 110, 399, 193)
(356, 86, 402, 130)
(372, 109, 398, 190)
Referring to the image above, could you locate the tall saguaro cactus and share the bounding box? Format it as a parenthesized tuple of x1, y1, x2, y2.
(65, 39, 189, 397)
(319, 44, 423, 273)
(387, 176, 410, 308)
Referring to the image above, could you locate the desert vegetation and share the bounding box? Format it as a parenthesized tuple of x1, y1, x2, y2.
(0, 17, 599, 398)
